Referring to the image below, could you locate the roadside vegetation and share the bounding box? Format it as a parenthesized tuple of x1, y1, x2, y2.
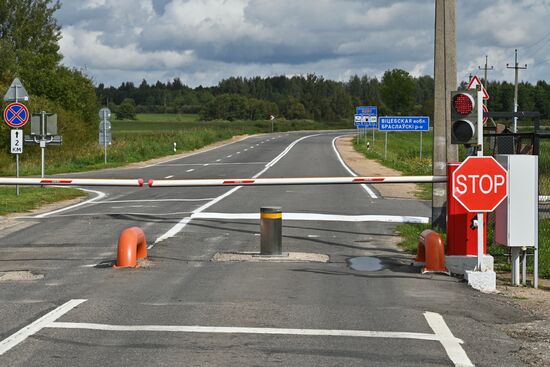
(0, 187, 85, 216)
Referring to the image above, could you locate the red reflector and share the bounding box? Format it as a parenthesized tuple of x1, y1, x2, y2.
(452, 93, 474, 115)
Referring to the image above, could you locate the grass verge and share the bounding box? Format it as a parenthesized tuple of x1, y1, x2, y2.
(0, 187, 86, 216)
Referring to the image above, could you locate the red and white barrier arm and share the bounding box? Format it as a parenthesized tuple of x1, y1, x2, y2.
(0, 178, 144, 187)
(148, 176, 447, 187)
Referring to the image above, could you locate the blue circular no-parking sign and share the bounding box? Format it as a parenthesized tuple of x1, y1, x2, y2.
(3, 102, 29, 128)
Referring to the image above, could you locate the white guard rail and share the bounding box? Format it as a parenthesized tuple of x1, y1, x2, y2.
(0, 178, 144, 187)
(148, 176, 447, 187)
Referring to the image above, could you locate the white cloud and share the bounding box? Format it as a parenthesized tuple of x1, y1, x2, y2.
(56, 0, 550, 87)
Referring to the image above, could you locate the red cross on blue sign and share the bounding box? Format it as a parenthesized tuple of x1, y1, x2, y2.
(3, 102, 30, 128)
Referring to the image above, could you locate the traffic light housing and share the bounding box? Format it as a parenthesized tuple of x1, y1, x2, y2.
(450, 90, 479, 145)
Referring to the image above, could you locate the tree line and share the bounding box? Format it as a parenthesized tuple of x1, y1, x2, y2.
(98, 72, 550, 122)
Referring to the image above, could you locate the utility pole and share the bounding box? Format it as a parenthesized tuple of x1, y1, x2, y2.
(478, 55, 493, 108)
(432, 0, 457, 230)
(506, 49, 527, 133)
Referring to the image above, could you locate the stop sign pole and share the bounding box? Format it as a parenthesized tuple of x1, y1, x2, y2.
(475, 89, 484, 270)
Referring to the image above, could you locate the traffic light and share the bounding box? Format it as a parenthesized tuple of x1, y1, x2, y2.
(450, 90, 479, 145)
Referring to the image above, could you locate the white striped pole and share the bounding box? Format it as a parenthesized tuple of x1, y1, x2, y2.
(148, 176, 447, 188)
(0, 178, 144, 187)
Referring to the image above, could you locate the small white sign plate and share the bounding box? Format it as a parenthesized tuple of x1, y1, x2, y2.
(11, 129, 23, 154)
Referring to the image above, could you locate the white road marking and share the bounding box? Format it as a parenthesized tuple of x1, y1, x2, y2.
(143, 136, 251, 168)
(250, 146, 254, 149)
(192, 212, 429, 224)
(186, 169, 195, 172)
(39, 310, 472, 366)
(33, 188, 106, 218)
(424, 312, 474, 367)
(226, 155, 232, 158)
(159, 162, 268, 166)
(331, 135, 378, 199)
(97, 198, 215, 203)
(0, 299, 86, 356)
(164, 175, 174, 179)
(216, 159, 222, 162)
(236, 151, 241, 154)
(153, 134, 321, 246)
(244, 149, 248, 151)
(48, 322, 441, 341)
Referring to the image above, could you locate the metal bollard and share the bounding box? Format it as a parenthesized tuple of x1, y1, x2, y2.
(260, 207, 283, 255)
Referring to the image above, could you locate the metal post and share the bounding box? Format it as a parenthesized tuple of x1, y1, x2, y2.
(511, 248, 520, 285)
(372, 127, 375, 143)
(476, 89, 484, 271)
(384, 132, 388, 159)
(260, 207, 283, 256)
(14, 84, 20, 196)
(522, 248, 527, 286)
(16, 154, 20, 195)
(103, 109, 107, 164)
(506, 49, 527, 133)
(40, 111, 46, 179)
(420, 132, 423, 160)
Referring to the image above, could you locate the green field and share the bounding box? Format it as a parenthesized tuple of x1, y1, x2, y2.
(0, 187, 86, 216)
(0, 114, 349, 177)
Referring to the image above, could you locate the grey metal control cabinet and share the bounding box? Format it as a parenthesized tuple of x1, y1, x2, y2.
(495, 155, 538, 247)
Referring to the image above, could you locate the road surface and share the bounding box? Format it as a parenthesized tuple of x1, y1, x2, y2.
(0, 131, 529, 366)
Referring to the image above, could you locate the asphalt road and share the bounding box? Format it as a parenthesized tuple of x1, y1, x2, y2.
(0, 131, 531, 366)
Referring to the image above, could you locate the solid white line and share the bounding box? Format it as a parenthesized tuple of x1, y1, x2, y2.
(186, 169, 195, 172)
(332, 135, 378, 199)
(153, 134, 320, 245)
(424, 312, 474, 367)
(192, 212, 429, 224)
(164, 175, 174, 179)
(33, 188, 106, 218)
(142, 136, 251, 168)
(47, 322, 440, 341)
(96, 198, 214, 203)
(0, 299, 86, 356)
(159, 162, 268, 166)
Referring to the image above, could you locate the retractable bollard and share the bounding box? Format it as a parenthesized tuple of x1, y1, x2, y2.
(260, 207, 283, 255)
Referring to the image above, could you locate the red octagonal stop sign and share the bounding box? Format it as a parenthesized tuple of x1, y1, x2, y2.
(452, 156, 508, 212)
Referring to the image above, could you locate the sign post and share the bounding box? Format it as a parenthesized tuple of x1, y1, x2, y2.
(355, 106, 378, 145)
(3, 78, 30, 196)
(99, 107, 112, 164)
(378, 116, 430, 159)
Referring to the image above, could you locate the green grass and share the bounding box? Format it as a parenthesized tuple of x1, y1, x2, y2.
(395, 223, 432, 253)
(353, 130, 433, 199)
(0, 187, 86, 215)
(0, 116, 349, 177)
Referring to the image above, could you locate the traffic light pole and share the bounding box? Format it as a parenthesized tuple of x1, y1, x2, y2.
(476, 89, 484, 271)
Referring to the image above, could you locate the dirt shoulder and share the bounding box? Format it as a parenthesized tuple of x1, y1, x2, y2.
(335, 136, 421, 199)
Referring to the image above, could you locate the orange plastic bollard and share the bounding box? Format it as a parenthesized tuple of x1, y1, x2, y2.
(114, 227, 147, 268)
(416, 229, 449, 275)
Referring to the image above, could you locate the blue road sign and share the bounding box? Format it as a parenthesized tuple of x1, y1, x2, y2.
(355, 106, 378, 128)
(378, 116, 430, 132)
(3, 102, 29, 128)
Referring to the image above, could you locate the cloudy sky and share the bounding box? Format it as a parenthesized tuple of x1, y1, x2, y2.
(56, 0, 550, 87)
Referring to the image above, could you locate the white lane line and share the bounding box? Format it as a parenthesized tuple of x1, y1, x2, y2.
(42, 211, 193, 219)
(331, 135, 378, 199)
(164, 175, 174, 179)
(96, 199, 215, 203)
(33, 188, 106, 218)
(186, 169, 195, 172)
(244, 149, 248, 151)
(424, 312, 474, 367)
(192, 212, 429, 224)
(236, 151, 241, 154)
(159, 162, 268, 166)
(142, 136, 251, 168)
(216, 159, 222, 162)
(48, 322, 440, 341)
(153, 134, 321, 246)
(226, 155, 232, 158)
(250, 146, 254, 149)
(0, 299, 86, 356)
